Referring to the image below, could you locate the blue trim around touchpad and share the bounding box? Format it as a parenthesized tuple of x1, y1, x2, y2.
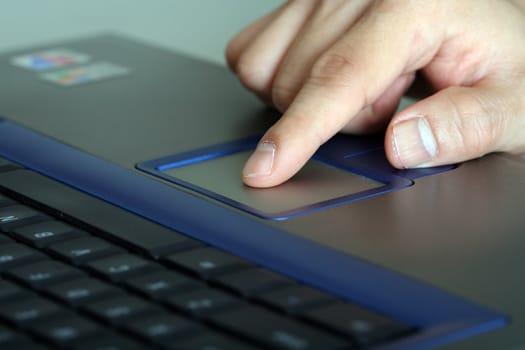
(137, 135, 453, 220)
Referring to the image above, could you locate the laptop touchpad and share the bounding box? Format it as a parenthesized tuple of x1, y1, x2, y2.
(162, 150, 383, 219)
(136, 136, 421, 219)
(137, 135, 454, 220)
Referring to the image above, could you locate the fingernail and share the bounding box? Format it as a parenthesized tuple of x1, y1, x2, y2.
(393, 116, 437, 168)
(243, 141, 276, 178)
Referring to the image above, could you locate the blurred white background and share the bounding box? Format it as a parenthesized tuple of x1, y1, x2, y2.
(0, 1, 282, 65)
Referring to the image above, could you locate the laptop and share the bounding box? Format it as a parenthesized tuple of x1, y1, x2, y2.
(0, 33, 523, 350)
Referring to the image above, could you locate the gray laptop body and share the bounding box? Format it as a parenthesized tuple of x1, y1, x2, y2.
(0, 34, 523, 350)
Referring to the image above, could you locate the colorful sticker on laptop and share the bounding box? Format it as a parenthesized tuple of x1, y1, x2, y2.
(40, 62, 130, 87)
(11, 48, 90, 71)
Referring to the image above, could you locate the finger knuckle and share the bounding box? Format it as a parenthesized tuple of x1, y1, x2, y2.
(235, 56, 270, 93)
(446, 88, 502, 155)
(271, 80, 297, 111)
(310, 51, 359, 89)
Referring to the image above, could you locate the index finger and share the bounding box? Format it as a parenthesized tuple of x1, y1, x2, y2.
(242, 3, 443, 188)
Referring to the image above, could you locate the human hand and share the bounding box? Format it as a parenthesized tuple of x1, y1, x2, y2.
(226, 0, 525, 188)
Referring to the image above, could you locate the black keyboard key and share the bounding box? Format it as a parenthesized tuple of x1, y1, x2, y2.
(29, 313, 99, 346)
(174, 331, 261, 350)
(48, 236, 123, 265)
(83, 295, 158, 325)
(303, 302, 413, 347)
(213, 268, 295, 297)
(0, 279, 30, 301)
(256, 286, 336, 314)
(124, 312, 200, 345)
(0, 205, 49, 232)
(0, 325, 39, 350)
(46, 277, 121, 306)
(11, 221, 87, 248)
(0, 328, 17, 348)
(72, 331, 148, 350)
(164, 246, 252, 279)
(0, 194, 16, 208)
(6, 260, 85, 288)
(210, 305, 350, 350)
(0, 234, 14, 245)
(0, 243, 46, 271)
(0, 169, 201, 258)
(0, 296, 64, 325)
(124, 269, 201, 299)
(0, 325, 17, 344)
(166, 288, 241, 317)
(86, 253, 159, 282)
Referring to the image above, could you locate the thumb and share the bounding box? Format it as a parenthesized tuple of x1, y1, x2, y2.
(385, 85, 525, 169)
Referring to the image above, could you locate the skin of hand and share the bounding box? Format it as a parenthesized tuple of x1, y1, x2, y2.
(226, 0, 525, 188)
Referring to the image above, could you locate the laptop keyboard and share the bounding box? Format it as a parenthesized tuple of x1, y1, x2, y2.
(0, 157, 415, 350)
